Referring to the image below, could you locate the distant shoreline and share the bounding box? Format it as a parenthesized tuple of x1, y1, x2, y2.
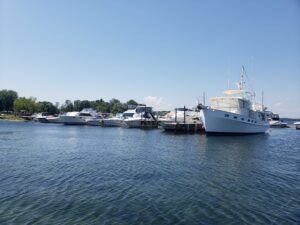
(0, 115, 26, 122)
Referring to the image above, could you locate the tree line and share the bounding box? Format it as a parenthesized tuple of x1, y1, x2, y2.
(0, 89, 138, 115)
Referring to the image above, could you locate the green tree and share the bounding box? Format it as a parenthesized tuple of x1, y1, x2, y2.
(55, 102, 60, 112)
(96, 99, 104, 103)
(60, 100, 74, 112)
(96, 101, 110, 113)
(36, 101, 58, 114)
(111, 102, 127, 114)
(13, 97, 37, 113)
(79, 100, 91, 110)
(126, 99, 138, 106)
(89, 101, 98, 109)
(109, 98, 121, 105)
(73, 100, 81, 111)
(0, 89, 18, 112)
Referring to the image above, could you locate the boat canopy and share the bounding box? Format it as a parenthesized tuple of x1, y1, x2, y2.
(66, 111, 80, 116)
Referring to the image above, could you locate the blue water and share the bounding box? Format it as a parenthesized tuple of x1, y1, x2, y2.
(0, 121, 299, 224)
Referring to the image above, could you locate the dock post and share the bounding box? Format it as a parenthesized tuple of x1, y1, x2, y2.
(184, 105, 187, 132)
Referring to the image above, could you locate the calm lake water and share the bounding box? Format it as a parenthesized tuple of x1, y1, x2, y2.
(0, 121, 299, 225)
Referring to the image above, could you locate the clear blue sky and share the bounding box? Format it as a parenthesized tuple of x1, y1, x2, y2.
(1, 0, 299, 117)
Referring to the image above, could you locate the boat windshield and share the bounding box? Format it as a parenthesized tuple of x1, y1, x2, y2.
(210, 97, 252, 115)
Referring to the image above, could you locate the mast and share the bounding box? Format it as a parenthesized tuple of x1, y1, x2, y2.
(262, 91, 264, 111)
(239, 66, 246, 90)
(236, 66, 246, 98)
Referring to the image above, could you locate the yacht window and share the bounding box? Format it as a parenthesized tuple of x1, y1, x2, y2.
(241, 118, 244, 121)
(123, 113, 134, 117)
(79, 113, 91, 116)
(234, 116, 237, 119)
(248, 119, 250, 122)
(255, 121, 257, 123)
(225, 114, 229, 117)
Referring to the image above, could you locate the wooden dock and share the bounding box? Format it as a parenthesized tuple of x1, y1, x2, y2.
(161, 122, 205, 133)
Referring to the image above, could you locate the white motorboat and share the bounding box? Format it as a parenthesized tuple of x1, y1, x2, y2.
(60, 108, 101, 125)
(34, 113, 49, 123)
(102, 113, 126, 127)
(159, 107, 203, 132)
(46, 115, 62, 123)
(201, 67, 269, 134)
(123, 105, 158, 128)
(159, 107, 201, 126)
(85, 118, 102, 126)
(268, 113, 288, 128)
(294, 122, 300, 130)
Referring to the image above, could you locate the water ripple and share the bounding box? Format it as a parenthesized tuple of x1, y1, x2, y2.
(0, 121, 300, 224)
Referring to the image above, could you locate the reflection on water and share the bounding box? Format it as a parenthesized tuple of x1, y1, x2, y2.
(0, 121, 299, 225)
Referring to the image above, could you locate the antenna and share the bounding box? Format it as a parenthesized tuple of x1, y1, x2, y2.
(197, 92, 206, 106)
(239, 66, 246, 90)
(262, 91, 264, 111)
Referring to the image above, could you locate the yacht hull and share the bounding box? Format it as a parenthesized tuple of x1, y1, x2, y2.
(124, 119, 158, 128)
(86, 119, 102, 126)
(37, 117, 49, 123)
(201, 108, 269, 134)
(102, 119, 125, 127)
(269, 121, 288, 128)
(47, 117, 62, 123)
(60, 116, 87, 125)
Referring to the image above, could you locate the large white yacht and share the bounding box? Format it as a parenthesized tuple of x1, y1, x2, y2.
(60, 108, 101, 125)
(123, 105, 158, 128)
(201, 67, 269, 134)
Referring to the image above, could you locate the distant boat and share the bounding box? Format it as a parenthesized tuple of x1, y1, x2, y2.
(60, 108, 101, 125)
(159, 107, 203, 132)
(268, 113, 288, 128)
(159, 108, 200, 125)
(102, 113, 125, 127)
(34, 113, 49, 123)
(201, 67, 269, 134)
(294, 122, 300, 130)
(123, 105, 158, 128)
(85, 118, 102, 126)
(46, 115, 62, 123)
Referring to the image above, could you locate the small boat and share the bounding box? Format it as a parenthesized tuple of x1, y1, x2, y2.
(60, 108, 101, 125)
(34, 113, 49, 123)
(123, 105, 158, 128)
(102, 113, 125, 127)
(159, 107, 203, 133)
(268, 113, 288, 128)
(201, 67, 269, 134)
(294, 122, 300, 130)
(46, 115, 63, 123)
(85, 118, 102, 126)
